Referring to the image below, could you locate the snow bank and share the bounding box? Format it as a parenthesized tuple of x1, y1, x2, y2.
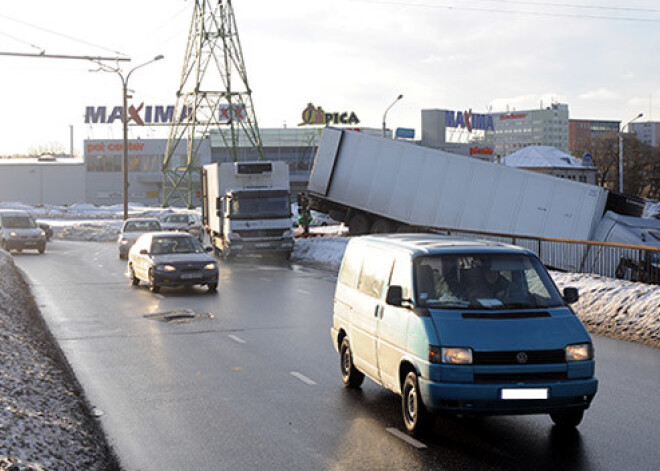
(0, 251, 115, 470)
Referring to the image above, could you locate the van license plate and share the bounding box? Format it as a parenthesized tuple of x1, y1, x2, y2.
(501, 388, 548, 400)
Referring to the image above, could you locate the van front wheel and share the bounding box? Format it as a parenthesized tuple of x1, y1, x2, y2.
(402, 371, 431, 437)
(340, 337, 364, 389)
(550, 409, 584, 428)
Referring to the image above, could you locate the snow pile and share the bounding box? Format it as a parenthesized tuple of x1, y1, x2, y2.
(0, 251, 115, 470)
(293, 238, 660, 349)
(552, 272, 660, 348)
(55, 221, 122, 242)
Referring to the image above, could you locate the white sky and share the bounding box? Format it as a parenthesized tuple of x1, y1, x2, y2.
(1, 0, 659, 155)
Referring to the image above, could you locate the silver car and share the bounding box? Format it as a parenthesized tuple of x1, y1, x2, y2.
(161, 212, 203, 241)
(118, 218, 162, 259)
(127, 232, 218, 293)
(0, 210, 47, 254)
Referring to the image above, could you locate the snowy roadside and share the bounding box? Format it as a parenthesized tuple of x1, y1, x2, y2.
(0, 251, 118, 470)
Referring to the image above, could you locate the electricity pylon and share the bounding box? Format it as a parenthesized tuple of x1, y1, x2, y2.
(162, 0, 264, 207)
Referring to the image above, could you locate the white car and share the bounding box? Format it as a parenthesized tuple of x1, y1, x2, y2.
(118, 218, 162, 259)
(161, 213, 203, 241)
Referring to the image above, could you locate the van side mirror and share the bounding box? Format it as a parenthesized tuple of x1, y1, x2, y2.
(386, 285, 413, 308)
(563, 287, 579, 305)
(140, 249, 149, 255)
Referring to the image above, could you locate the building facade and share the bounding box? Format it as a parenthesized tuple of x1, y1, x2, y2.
(630, 121, 660, 148)
(569, 119, 620, 155)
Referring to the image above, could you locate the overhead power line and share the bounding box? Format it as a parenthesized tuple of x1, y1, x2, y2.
(353, 0, 660, 22)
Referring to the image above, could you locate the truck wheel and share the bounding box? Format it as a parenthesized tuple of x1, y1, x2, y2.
(550, 409, 584, 428)
(371, 219, 393, 234)
(348, 214, 370, 235)
(402, 371, 432, 437)
(340, 337, 364, 389)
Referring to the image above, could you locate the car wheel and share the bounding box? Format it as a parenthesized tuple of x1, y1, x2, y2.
(339, 337, 364, 389)
(402, 370, 432, 437)
(550, 409, 584, 428)
(38, 243, 46, 254)
(207, 283, 218, 293)
(129, 265, 140, 286)
(148, 270, 160, 293)
(0, 239, 6, 251)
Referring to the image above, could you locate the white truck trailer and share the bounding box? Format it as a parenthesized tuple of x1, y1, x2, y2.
(307, 128, 658, 245)
(201, 161, 294, 259)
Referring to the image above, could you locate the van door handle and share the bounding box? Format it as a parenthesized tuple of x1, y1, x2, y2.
(374, 305, 382, 318)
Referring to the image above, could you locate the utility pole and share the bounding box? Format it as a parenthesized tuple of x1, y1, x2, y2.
(162, 0, 264, 208)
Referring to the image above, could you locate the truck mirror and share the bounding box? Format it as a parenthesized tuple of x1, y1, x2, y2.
(563, 287, 579, 304)
(386, 285, 403, 306)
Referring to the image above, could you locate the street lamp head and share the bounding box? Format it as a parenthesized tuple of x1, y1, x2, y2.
(154, 55, 164, 61)
(637, 112, 643, 119)
(397, 94, 403, 100)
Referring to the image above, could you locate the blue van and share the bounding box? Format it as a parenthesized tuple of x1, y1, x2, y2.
(331, 234, 598, 436)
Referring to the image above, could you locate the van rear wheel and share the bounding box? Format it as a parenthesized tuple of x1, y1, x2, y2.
(402, 371, 432, 437)
(340, 337, 364, 388)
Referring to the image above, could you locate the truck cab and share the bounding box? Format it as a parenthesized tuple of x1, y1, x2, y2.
(202, 161, 294, 259)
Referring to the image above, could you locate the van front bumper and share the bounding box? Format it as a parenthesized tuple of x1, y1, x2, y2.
(418, 377, 598, 415)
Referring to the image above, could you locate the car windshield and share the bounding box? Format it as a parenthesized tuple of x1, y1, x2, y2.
(1, 216, 36, 229)
(123, 221, 161, 232)
(164, 215, 188, 223)
(414, 253, 564, 310)
(150, 236, 204, 254)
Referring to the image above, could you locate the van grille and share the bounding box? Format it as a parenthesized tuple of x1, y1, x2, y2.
(474, 372, 567, 384)
(473, 349, 565, 365)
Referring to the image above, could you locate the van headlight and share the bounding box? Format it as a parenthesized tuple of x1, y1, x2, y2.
(204, 263, 217, 270)
(566, 343, 593, 362)
(158, 264, 176, 272)
(431, 346, 473, 364)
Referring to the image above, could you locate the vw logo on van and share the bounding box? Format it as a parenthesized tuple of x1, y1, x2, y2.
(516, 352, 529, 364)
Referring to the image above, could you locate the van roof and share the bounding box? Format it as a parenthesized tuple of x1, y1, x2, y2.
(350, 233, 532, 257)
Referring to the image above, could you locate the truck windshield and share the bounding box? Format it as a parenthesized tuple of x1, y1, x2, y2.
(230, 196, 290, 219)
(2, 216, 36, 229)
(413, 253, 564, 310)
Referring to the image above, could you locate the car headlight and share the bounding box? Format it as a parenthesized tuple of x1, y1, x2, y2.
(40, 230, 46, 237)
(430, 346, 473, 364)
(120, 239, 129, 245)
(158, 264, 176, 272)
(9, 232, 18, 238)
(204, 263, 217, 270)
(566, 343, 593, 362)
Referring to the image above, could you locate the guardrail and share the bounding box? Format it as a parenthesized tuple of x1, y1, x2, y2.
(426, 226, 660, 285)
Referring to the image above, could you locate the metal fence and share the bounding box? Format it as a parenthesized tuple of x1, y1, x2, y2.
(427, 227, 660, 285)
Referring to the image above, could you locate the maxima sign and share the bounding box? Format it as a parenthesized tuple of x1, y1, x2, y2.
(445, 110, 495, 132)
(85, 103, 247, 125)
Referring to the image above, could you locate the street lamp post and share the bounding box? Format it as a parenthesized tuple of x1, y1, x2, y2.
(382, 94, 403, 138)
(92, 55, 164, 219)
(618, 112, 643, 193)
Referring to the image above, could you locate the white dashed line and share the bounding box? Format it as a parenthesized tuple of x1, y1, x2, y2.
(386, 428, 427, 449)
(297, 289, 311, 296)
(154, 294, 165, 300)
(290, 371, 316, 385)
(228, 334, 246, 344)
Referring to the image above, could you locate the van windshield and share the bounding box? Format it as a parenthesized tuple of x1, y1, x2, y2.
(2, 216, 36, 229)
(414, 253, 564, 310)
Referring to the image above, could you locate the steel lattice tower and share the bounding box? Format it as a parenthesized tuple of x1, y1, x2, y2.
(162, 0, 264, 207)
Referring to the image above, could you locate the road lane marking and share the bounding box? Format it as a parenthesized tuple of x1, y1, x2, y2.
(386, 428, 427, 449)
(154, 294, 165, 300)
(228, 334, 246, 344)
(290, 371, 316, 385)
(297, 289, 311, 296)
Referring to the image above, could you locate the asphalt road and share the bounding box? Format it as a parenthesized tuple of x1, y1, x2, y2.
(13, 240, 660, 471)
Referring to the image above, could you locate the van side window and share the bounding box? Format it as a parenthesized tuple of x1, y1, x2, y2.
(338, 245, 361, 288)
(357, 250, 394, 299)
(389, 258, 412, 300)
